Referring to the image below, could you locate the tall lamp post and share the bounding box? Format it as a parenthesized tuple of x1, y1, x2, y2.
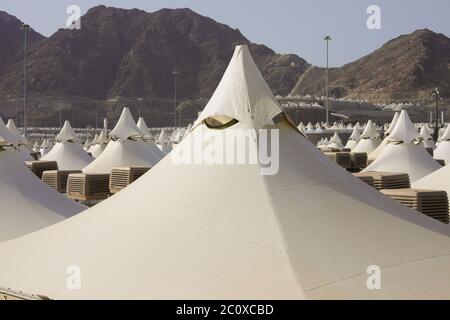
(432, 88, 441, 142)
(173, 69, 179, 128)
(324, 35, 332, 126)
(21, 24, 30, 136)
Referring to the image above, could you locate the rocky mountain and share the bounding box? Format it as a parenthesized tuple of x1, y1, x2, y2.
(0, 10, 44, 70)
(0, 6, 309, 126)
(290, 29, 450, 103)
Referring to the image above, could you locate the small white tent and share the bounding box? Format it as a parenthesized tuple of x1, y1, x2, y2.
(327, 132, 344, 150)
(82, 108, 164, 174)
(344, 127, 361, 150)
(368, 112, 400, 160)
(88, 130, 109, 158)
(433, 125, 450, 164)
(352, 120, 381, 154)
(6, 119, 33, 161)
(156, 128, 173, 154)
(1, 46, 450, 299)
(419, 124, 436, 150)
(363, 110, 440, 182)
(41, 121, 93, 170)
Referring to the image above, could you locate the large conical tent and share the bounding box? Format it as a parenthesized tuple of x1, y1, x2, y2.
(413, 161, 450, 197)
(82, 108, 163, 174)
(2, 45, 450, 299)
(352, 120, 381, 154)
(6, 119, 33, 161)
(41, 121, 93, 170)
(363, 110, 440, 182)
(368, 112, 399, 160)
(0, 118, 85, 242)
(433, 125, 450, 164)
(88, 130, 109, 158)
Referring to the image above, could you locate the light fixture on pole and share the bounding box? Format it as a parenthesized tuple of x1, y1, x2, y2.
(173, 68, 179, 128)
(324, 35, 332, 127)
(21, 23, 30, 136)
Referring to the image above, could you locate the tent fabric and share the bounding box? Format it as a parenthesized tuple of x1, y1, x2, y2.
(327, 133, 344, 149)
(2, 45, 450, 299)
(352, 120, 381, 154)
(41, 142, 93, 170)
(82, 140, 163, 174)
(55, 121, 79, 143)
(194, 45, 283, 130)
(344, 127, 361, 150)
(419, 125, 436, 150)
(0, 148, 85, 242)
(88, 130, 109, 159)
(109, 108, 142, 141)
(413, 164, 450, 198)
(434, 126, 450, 164)
(156, 129, 169, 145)
(387, 111, 420, 143)
(364, 111, 440, 182)
(384, 112, 399, 137)
(364, 143, 441, 182)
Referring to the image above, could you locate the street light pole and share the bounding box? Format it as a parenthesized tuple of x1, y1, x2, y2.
(324, 36, 332, 127)
(21, 24, 30, 136)
(173, 69, 179, 128)
(432, 88, 440, 142)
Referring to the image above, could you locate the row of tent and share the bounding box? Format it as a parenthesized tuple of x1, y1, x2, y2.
(1, 45, 450, 299)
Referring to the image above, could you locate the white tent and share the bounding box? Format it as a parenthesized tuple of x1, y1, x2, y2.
(156, 128, 173, 154)
(41, 121, 93, 170)
(364, 111, 440, 182)
(40, 139, 50, 157)
(433, 125, 450, 164)
(344, 126, 361, 150)
(137, 117, 152, 140)
(384, 112, 400, 137)
(5, 119, 33, 161)
(1, 45, 450, 299)
(352, 120, 381, 154)
(88, 130, 108, 159)
(0, 118, 85, 242)
(368, 112, 400, 160)
(419, 124, 436, 150)
(327, 132, 344, 150)
(82, 108, 163, 174)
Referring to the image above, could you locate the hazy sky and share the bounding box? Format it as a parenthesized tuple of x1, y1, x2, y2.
(1, 0, 448, 67)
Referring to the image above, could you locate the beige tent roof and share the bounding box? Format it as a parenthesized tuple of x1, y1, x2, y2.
(413, 163, 450, 197)
(109, 108, 142, 141)
(56, 121, 79, 143)
(2, 45, 450, 299)
(384, 112, 399, 136)
(364, 111, 440, 182)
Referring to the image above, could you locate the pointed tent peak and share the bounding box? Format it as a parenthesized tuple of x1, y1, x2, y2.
(137, 117, 150, 133)
(388, 110, 420, 143)
(96, 130, 109, 144)
(0, 116, 17, 146)
(360, 120, 380, 139)
(385, 112, 400, 136)
(157, 128, 169, 144)
(56, 121, 79, 143)
(84, 138, 91, 147)
(109, 107, 142, 141)
(349, 126, 361, 141)
(6, 119, 24, 144)
(194, 45, 283, 129)
(92, 134, 99, 143)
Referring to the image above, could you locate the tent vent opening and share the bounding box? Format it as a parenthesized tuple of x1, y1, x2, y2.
(204, 116, 239, 130)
